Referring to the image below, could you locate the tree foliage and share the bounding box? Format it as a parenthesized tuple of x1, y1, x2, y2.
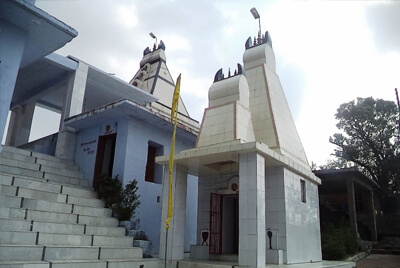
(329, 97, 400, 196)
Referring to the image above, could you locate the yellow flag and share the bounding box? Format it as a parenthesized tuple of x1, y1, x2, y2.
(170, 74, 181, 123)
(166, 74, 181, 230)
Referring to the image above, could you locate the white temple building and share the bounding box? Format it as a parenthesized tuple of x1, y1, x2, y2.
(157, 33, 325, 267)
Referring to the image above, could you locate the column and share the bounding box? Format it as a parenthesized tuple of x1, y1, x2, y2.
(239, 152, 266, 268)
(346, 178, 358, 235)
(0, 22, 27, 149)
(159, 164, 187, 261)
(368, 191, 377, 241)
(5, 102, 36, 147)
(55, 61, 88, 160)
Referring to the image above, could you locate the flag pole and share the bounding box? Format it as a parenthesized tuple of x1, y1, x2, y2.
(165, 74, 181, 268)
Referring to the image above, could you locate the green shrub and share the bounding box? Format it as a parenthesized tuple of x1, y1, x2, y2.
(343, 228, 358, 254)
(322, 236, 347, 260)
(321, 220, 358, 260)
(115, 180, 141, 221)
(94, 175, 141, 221)
(95, 174, 122, 208)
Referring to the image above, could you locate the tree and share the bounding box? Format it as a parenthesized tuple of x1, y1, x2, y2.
(329, 97, 400, 196)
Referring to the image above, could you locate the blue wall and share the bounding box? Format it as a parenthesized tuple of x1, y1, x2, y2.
(74, 114, 198, 253)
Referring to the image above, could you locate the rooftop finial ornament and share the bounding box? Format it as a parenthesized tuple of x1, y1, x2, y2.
(213, 63, 244, 82)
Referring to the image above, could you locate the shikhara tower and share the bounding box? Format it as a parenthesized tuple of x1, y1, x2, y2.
(157, 32, 323, 267)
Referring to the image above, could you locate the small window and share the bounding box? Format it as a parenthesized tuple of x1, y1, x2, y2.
(145, 141, 164, 184)
(300, 180, 306, 203)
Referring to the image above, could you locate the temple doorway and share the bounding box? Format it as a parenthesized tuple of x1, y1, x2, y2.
(210, 193, 239, 255)
(93, 133, 117, 188)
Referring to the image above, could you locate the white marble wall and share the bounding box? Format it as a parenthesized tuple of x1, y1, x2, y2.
(286, 168, 322, 263)
(239, 152, 266, 267)
(265, 167, 287, 256)
(265, 167, 322, 264)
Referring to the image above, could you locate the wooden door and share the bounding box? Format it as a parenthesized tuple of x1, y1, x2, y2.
(209, 193, 222, 254)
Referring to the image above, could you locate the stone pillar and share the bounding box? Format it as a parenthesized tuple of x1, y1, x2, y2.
(5, 102, 36, 147)
(0, 22, 27, 149)
(368, 191, 377, 241)
(346, 178, 358, 235)
(55, 61, 88, 160)
(60, 61, 89, 122)
(159, 164, 187, 261)
(239, 152, 266, 268)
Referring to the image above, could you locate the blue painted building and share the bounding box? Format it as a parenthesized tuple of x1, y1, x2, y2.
(2, 1, 199, 253)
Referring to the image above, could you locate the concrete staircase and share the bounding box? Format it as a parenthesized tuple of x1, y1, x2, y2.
(0, 146, 159, 268)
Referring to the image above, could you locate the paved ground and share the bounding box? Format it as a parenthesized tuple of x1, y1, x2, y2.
(356, 254, 400, 268)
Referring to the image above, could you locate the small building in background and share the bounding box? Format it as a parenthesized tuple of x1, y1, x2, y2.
(314, 167, 379, 241)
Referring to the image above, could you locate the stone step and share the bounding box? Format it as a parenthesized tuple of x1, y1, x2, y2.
(0, 172, 92, 191)
(0, 230, 133, 247)
(0, 207, 118, 227)
(43, 246, 142, 261)
(0, 195, 111, 217)
(0, 245, 144, 263)
(72, 204, 112, 218)
(1, 146, 74, 166)
(0, 194, 22, 208)
(107, 259, 159, 268)
(49, 260, 106, 268)
(0, 230, 37, 245)
(0, 259, 159, 268)
(0, 150, 79, 172)
(0, 245, 44, 261)
(0, 185, 104, 208)
(0, 217, 124, 236)
(0, 165, 87, 187)
(85, 225, 125, 236)
(44, 172, 89, 187)
(36, 233, 133, 247)
(78, 214, 118, 227)
(0, 174, 97, 199)
(0, 207, 77, 225)
(0, 157, 84, 180)
(0, 185, 67, 203)
(0, 260, 50, 268)
(98, 247, 143, 260)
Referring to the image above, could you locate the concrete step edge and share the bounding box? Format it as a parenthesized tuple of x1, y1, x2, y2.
(0, 168, 86, 187)
(0, 176, 96, 198)
(0, 192, 106, 210)
(0, 217, 124, 236)
(0, 160, 84, 180)
(0, 207, 118, 227)
(0, 195, 112, 217)
(0, 152, 79, 172)
(1, 146, 74, 165)
(0, 229, 131, 239)
(0, 184, 104, 207)
(0, 172, 92, 190)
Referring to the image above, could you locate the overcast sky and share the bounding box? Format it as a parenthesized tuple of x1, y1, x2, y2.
(26, 0, 400, 166)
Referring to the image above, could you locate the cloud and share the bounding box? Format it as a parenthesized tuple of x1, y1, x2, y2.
(116, 4, 138, 28)
(366, 2, 400, 53)
(33, 0, 400, 166)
